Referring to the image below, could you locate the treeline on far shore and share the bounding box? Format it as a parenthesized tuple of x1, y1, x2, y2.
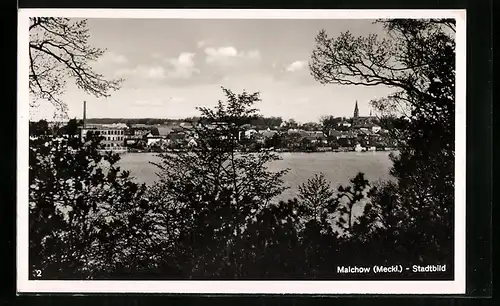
(127, 146, 398, 154)
(76, 116, 285, 128)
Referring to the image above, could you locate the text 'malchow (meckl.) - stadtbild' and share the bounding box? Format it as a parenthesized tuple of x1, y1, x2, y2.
(336, 264, 447, 274)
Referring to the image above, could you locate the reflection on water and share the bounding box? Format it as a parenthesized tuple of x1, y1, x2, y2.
(117, 151, 394, 202)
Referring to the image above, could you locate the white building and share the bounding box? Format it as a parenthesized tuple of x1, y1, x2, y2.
(371, 125, 382, 133)
(244, 129, 258, 138)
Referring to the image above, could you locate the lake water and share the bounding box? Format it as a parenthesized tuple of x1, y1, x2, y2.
(118, 151, 395, 201)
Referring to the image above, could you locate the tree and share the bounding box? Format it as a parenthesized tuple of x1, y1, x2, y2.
(29, 119, 50, 137)
(335, 173, 371, 232)
(298, 173, 335, 222)
(29, 18, 122, 114)
(320, 115, 342, 134)
(286, 118, 298, 129)
(57, 118, 81, 135)
(301, 122, 321, 131)
(264, 133, 283, 149)
(242, 198, 307, 279)
(27, 17, 167, 280)
(310, 19, 455, 263)
(299, 137, 316, 152)
(149, 88, 289, 278)
(29, 132, 156, 279)
(150, 127, 160, 136)
(281, 132, 302, 151)
(310, 19, 455, 144)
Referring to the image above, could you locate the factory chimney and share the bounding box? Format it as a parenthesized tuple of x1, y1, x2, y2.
(83, 101, 87, 128)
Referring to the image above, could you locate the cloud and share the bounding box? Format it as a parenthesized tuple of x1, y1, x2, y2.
(196, 40, 207, 48)
(115, 52, 200, 82)
(115, 65, 166, 80)
(145, 66, 166, 79)
(204, 46, 261, 65)
(205, 46, 238, 63)
(164, 52, 200, 79)
(286, 60, 308, 72)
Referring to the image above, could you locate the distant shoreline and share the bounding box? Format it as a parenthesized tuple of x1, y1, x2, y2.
(124, 149, 398, 154)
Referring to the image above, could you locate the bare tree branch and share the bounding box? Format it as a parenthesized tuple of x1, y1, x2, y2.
(309, 19, 455, 128)
(29, 17, 123, 116)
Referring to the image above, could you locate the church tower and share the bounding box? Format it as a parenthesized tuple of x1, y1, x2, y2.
(353, 100, 359, 118)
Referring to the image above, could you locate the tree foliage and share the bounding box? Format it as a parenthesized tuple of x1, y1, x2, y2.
(149, 88, 289, 278)
(310, 18, 456, 264)
(298, 173, 335, 222)
(320, 115, 342, 133)
(29, 130, 154, 279)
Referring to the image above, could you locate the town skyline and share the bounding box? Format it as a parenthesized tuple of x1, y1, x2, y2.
(29, 18, 395, 122)
(36, 99, 376, 125)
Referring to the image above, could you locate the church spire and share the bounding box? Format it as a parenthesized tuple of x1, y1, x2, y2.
(354, 100, 359, 118)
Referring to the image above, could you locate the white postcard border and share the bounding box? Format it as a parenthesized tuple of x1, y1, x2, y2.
(17, 8, 467, 295)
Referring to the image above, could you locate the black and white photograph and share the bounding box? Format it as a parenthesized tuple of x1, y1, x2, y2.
(18, 9, 466, 294)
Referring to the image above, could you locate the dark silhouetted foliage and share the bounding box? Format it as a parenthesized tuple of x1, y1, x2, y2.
(310, 18, 455, 268)
(29, 130, 154, 279)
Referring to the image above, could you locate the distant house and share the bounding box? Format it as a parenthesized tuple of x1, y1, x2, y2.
(252, 132, 266, 144)
(259, 129, 278, 139)
(81, 126, 125, 144)
(338, 121, 352, 128)
(133, 128, 151, 137)
(341, 131, 357, 139)
(180, 122, 193, 128)
(353, 122, 372, 129)
(371, 125, 382, 133)
(125, 138, 139, 146)
(306, 131, 327, 144)
(241, 123, 253, 129)
(187, 138, 198, 147)
(359, 128, 372, 135)
(244, 129, 258, 138)
(308, 131, 325, 137)
(329, 129, 343, 139)
(172, 126, 185, 133)
(157, 125, 174, 137)
(379, 129, 390, 135)
(168, 132, 186, 143)
(291, 129, 309, 137)
(145, 133, 163, 146)
(353, 115, 378, 126)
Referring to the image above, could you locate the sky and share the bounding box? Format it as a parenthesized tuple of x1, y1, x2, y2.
(29, 18, 396, 123)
